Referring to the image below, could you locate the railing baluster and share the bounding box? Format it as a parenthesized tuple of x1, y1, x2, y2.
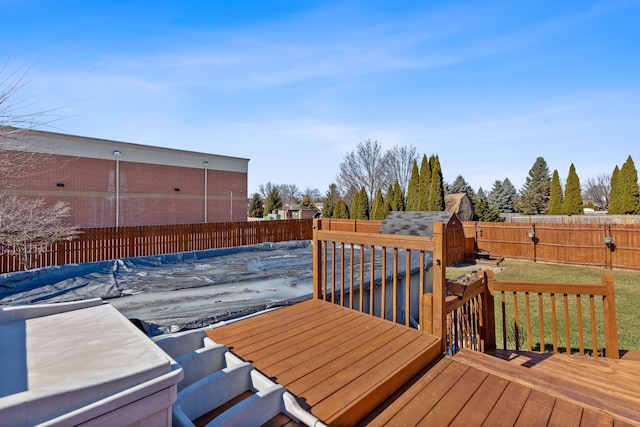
(590, 295, 598, 357)
(323, 241, 328, 301)
(563, 294, 571, 354)
(349, 244, 354, 310)
(576, 294, 585, 355)
(525, 292, 532, 352)
(340, 243, 345, 307)
(369, 245, 375, 316)
(551, 293, 558, 353)
(405, 249, 411, 327)
(513, 292, 520, 351)
(501, 291, 507, 350)
(538, 293, 545, 352)
(381, 247, 387, 321)
(331, 242, 336, 303)
(359, 245, 364, 313)
(393, 248, 398, 323)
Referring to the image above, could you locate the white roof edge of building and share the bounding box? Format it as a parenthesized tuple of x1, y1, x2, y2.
(1, 127, 250, 173)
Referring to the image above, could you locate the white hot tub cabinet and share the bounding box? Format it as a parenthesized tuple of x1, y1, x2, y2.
(0, 299, 183, 426)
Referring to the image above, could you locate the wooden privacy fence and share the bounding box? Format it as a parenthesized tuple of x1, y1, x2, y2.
(0, 219, 313, 273)
(464, 221, 640, 270)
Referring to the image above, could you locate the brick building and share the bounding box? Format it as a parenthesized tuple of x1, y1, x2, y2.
(0, 128, 249, 227)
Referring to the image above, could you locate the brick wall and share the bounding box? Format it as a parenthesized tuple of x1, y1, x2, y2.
(1, 151, 248, 227)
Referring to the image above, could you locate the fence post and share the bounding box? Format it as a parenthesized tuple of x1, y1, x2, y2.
(602, 273, 620, 358)
(530, 223, 537, 263)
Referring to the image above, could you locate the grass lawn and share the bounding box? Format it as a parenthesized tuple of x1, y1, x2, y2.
(446, 259, 640, 352)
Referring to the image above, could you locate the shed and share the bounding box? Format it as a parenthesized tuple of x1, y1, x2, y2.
(379, 211, 465, 265)
(445, 193, 474, 221)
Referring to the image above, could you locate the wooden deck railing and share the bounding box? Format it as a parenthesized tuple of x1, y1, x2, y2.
(311, 219, 620, 359)
(486, 270, 619, 358)
(442, 273, 496, 355)
(312, 219, 447, 349)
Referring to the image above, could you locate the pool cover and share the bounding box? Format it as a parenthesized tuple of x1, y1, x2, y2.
(0, 241, 314, 335)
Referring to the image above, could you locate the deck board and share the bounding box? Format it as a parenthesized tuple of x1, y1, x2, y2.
(449, 374, 510, 426)
(514, 389, 555, 426)
(482, 381, 531, 426)
(362, 349, 640, 426)
(205, 299, 442, 426)
(547, 399, 584, 427)
(418, 366, 488, 426)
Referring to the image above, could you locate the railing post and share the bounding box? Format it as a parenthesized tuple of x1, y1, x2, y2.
(421, 293, 433, 334)
(312, 219, 323, 300)
(602, 273, 620, 358)
(432, 222, 447, 353)
(481, 270, 496, 351)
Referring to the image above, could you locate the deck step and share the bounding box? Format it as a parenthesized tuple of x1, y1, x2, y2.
(156, 329, 326, 427)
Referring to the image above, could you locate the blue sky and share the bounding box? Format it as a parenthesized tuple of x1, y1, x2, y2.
(3, 0, 639, 196)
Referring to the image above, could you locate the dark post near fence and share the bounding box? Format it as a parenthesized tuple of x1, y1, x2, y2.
(604, 225, 613, 270)
(528, 224, 537, 263)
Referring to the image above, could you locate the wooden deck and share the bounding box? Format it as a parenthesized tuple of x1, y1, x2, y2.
(205, 299, 442, 426)
(360, 349, 640, 426)
(204, 298, 640, 426)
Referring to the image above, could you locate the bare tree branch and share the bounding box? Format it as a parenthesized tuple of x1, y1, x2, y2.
(0, 63, 66, 183)
(0, 195, 80, 270)
(582, 173, 611, 210)
(337, 139, 386, 204)
(382, 144, 418, 194)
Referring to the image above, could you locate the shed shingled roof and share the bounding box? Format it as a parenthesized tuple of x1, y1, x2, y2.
(379, 211, 456, 237)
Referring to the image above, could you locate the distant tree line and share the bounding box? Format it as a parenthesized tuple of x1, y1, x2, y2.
(249, 138, 640, 221)
(248, 182, 321, 218)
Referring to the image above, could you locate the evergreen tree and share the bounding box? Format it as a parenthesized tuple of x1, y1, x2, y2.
(264, 188, 282, 215)
(450, 175, 475, 199)
(385, 183, 396, 211)
(405, 160, 421, 211)
(427, 155, 444, 211)
(562, 164, 583, 215)
(350, 187, 369, 219)
(248, 193, 264, 218)
(620, 155, 640, 214)
(477, 187, 487, 201)
(418, 154, 431, 210)
(487, 178, 517, 213)
(517, 156, 552, 214)
(370, 188, 388, 220)
(332, 199, 350, 218)
(299, 193, 316, 209)
(321, 183, 340, 218)
(391, 180, 405, 211)
(475, 198, 502, 222)
(548, 170, 563, 215)
(608, 166, 621, 214)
